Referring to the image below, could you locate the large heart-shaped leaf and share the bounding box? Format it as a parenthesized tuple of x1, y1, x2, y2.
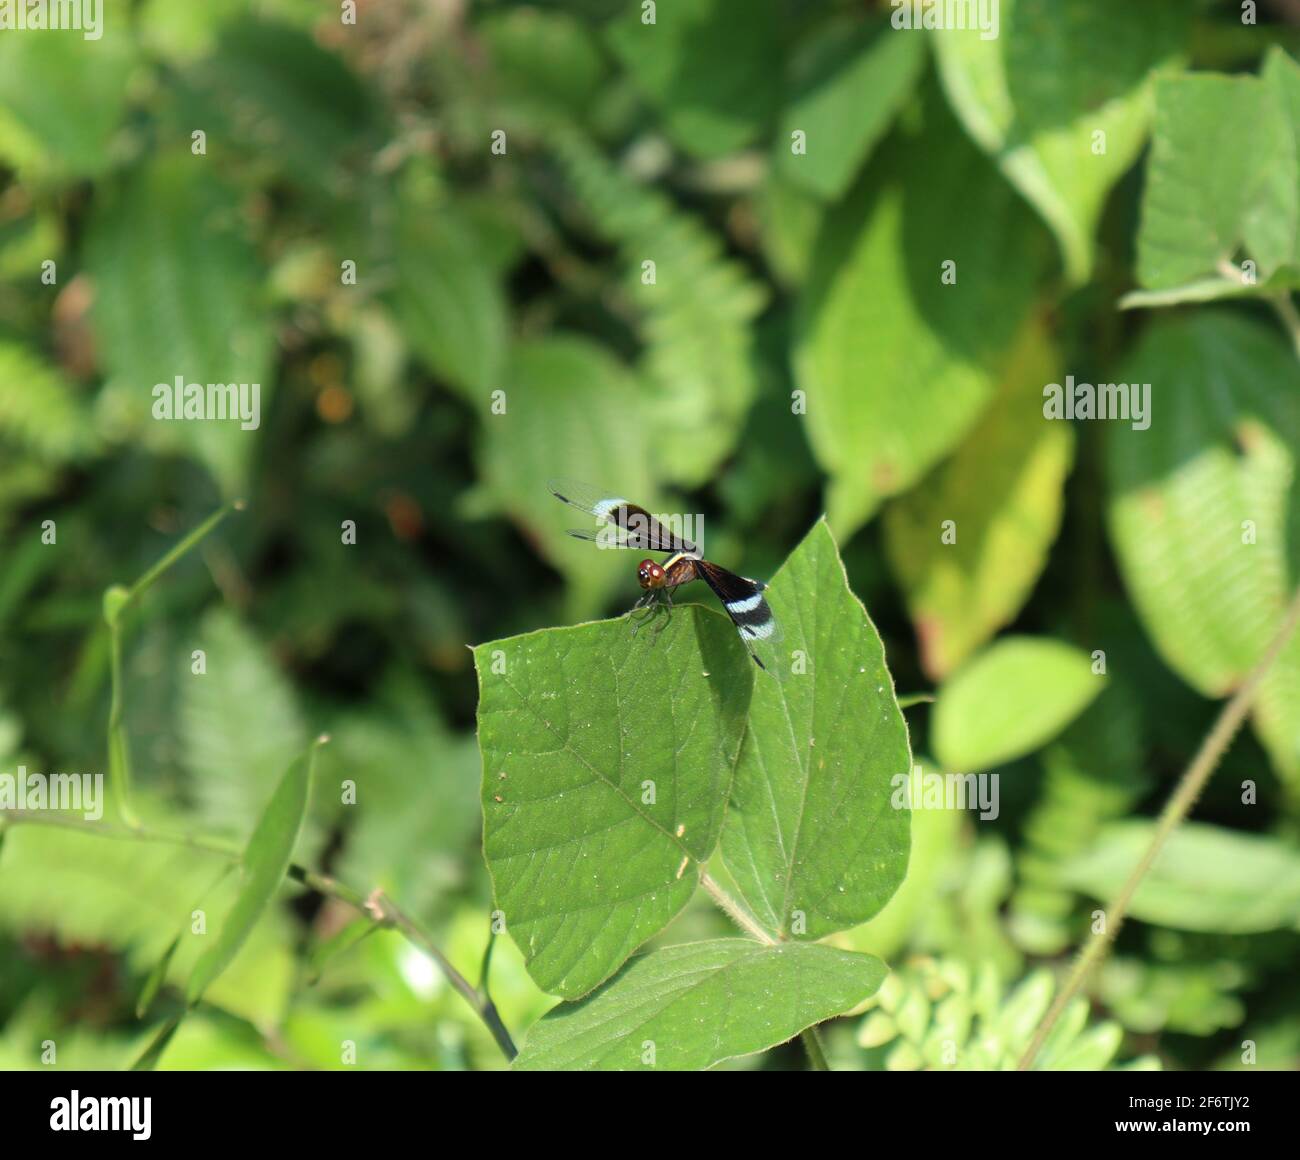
(721, 520, 912, 940)
(513, 939, 885, 1070)
(475, 607, 752, 999)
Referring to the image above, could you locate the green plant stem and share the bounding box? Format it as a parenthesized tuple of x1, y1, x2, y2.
(1269, 292, 1300, 361)
(800, 1027, 830, 1071)
(699, 870, 832, 1071)
(699, 869, 775, 944)
(1018, 582, 1300, 1070)
(103, 501, 244, 829)
(0, 810, 517, 1062)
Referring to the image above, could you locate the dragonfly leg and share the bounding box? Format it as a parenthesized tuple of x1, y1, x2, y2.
(651, 591, 673, 637)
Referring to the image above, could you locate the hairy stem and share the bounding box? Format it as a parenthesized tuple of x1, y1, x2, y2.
(699, 869, 776, 945)
(1018, 582, 1300, 1069)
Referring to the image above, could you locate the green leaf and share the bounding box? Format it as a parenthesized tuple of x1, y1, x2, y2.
(721, 519, 912, 939)
(0, 31, 135, 178)
(479, 7, 606, 117)
(474, 606, 753, 999)
(0, 342, 94, 462)
(180, 608, 308, 837)
(306, 918, 375, 985)
(391, 182, 509, 406)
(1106, 313, 1300, 692)
(774, 15, 926, 201)
(476, 334, 656, 616)
(85, 155, 275, 494)
(934, 0, 1184, 284)
(932, 637, 1103, 771)
(1137, 71, 1294, 289)
(513, 939, 886, 1070)
(552, 131, 766, 488)
(793, 80, 1047, 536)
(606, 0, 781, 158)
(136, 933, 182, 1019)
(186, 740, 319, 1005)
(0, 821, 293, 1024)
(331, 670, 481, 919)
(131, 1015, 185, 1072)
(1120, 264, 1300, 309)
(1063, 822, 1300, 933)
(833, 759, 964, 960)
(883, 319, 1072, 678)
(178, 19, 376, 188)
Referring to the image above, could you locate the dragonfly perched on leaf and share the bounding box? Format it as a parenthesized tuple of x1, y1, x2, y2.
(548, 479, 783, 674)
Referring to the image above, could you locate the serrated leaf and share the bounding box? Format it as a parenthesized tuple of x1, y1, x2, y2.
(512, 939, 886, 1070)
(476, 334, 655, 616)
(1105, 311, 1300, 792)
(932, 637, 1102, 771)
(187, 740, 317, 1004)
(721, 519, 911, 940)
(1063, 822, 1300, 934)
(85, 155, 274, 494)
(933, 0, 1184, 284)
(178, 19, 376, 187)
(180, 608, 307, 837)
(606, 0, 781, 158)
(552, 131, 765, 488)
(1137, 71, 1294, 289)
(793, 80, 1046, 536)
(774, 15, 925, 201)
(479, 8, 605, 116)
(883, 319, 1072, 678)
(391, 187, 509, 405)
(475, 606, 752, 999)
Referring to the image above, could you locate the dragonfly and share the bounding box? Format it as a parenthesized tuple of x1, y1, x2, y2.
(548, 479, 782, 674)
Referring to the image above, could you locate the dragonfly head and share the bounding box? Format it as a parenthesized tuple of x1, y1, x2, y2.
(637, 559, 666, 589)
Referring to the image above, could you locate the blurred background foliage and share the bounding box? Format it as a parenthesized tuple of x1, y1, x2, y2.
(0, 0, 1299, 1070)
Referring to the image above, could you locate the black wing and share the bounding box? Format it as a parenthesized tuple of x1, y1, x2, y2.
(548, 478, 698, 554)
(696, 560, 783, 674)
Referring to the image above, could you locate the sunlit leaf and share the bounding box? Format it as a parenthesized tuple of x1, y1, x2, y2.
(934, 0, 1184, 283)
(513, 939, 885, 1070)
(774, 14, 925, 201)
(793, 80, 1047, 536)
(722, 520, 912, 939)
(186, 740, 319, 1004)
(932, 637, 1102, 771)
(883, 319, 1071, 678)
(1064, 822, 1300, 933)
